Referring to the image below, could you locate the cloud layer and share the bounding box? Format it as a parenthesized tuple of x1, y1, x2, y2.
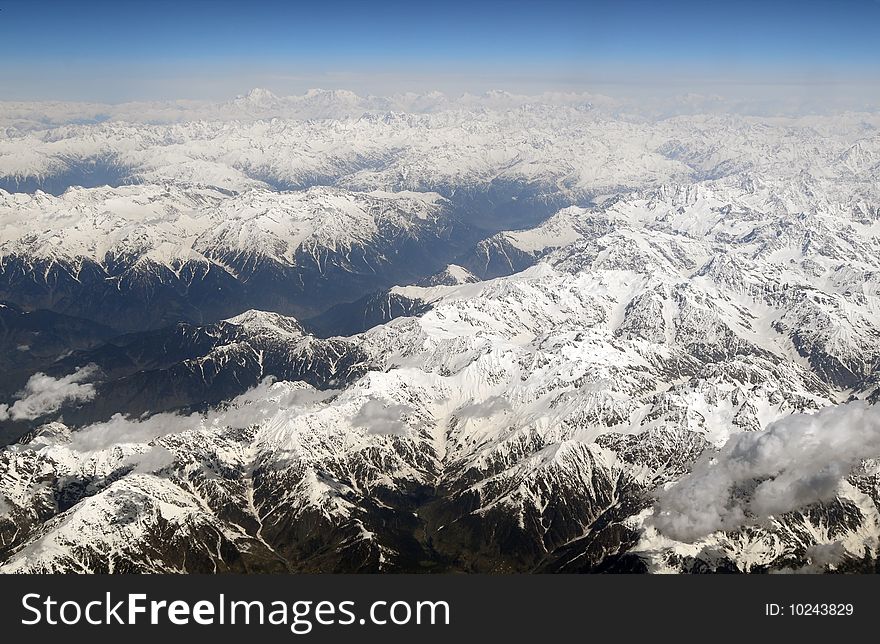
(653, 401, 880, 542)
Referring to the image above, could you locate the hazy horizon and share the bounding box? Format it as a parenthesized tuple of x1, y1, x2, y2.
(1, 0, 878, 112)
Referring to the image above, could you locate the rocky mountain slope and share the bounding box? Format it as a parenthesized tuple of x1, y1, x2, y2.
(0, 185, 477, 328)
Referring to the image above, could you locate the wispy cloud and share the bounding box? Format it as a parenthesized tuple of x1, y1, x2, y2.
(352, 399, 414, 436)
(68, 410, 201, 452)
(652, 401, 880, 542)
(455, 396, 511, 420)
(66, 379, 332, 452)
(123, 445, 176, 474)
(0, 365, 98, 422)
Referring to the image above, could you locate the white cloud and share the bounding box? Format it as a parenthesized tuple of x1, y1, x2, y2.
(67, 379, 333, 452)
(123, 446, 176, 474)
(69, 410, 200, 452)
(455, 396, 511, 421)
(0, 365, 98, 422)
(352, 399, 414, 436)
(804, 541, 849, 568)
(652, 401, 880, 543)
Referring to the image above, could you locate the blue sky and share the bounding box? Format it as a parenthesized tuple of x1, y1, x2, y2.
(1, 0, 878, 101)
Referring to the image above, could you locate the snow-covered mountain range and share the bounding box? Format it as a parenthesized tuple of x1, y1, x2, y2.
(1, 92, 880, 572)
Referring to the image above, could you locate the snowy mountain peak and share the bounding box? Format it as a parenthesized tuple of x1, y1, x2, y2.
(418, 263, 479, 287)
(245, 87, 277, 101)
(231, 87, 280, 108)
(224, 309, 305, 336)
